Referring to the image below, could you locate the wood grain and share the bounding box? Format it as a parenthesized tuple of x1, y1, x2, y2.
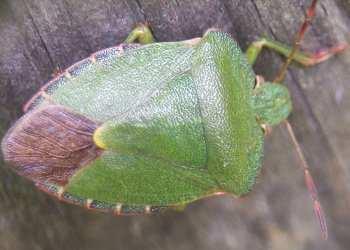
(0, 0, 349, 249)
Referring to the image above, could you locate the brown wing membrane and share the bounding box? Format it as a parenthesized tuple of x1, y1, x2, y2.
(1, 105, 102, 186)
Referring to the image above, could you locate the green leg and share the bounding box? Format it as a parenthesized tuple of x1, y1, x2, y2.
(245, 37, 349, 66)
(124, 23, 155, 44)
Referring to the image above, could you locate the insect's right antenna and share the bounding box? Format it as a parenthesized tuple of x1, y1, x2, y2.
(284, 120, 328, 240)
(273, 0, 328, 239)
(274, 0, 318, 83)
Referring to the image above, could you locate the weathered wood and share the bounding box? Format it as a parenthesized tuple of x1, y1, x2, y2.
(0, 0, 349, 249)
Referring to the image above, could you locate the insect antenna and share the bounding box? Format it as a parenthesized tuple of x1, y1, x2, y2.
(273, 0, 328, 239)
(274, 0, 318, 83)
(284, 120, 328, 240)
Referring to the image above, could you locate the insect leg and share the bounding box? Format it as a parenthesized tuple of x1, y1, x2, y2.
(245, 37, 348, 67)
(124, 23, 155, 44)
(249, 0, 345, 239)
(245, 0, 348, 71)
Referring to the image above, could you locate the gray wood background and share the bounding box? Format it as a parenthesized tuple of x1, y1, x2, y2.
(0, 0, 349, 250)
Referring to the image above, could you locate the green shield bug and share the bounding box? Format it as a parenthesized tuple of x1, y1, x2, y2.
(1, 0, 348, 239)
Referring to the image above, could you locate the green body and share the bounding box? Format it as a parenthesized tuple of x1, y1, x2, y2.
(1, 30, 292, 211)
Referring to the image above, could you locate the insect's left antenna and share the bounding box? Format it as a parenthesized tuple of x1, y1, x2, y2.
(274, 0, 319, 83)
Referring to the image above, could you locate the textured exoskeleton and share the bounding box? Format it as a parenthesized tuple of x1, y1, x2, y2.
(1, 30, 293, 214)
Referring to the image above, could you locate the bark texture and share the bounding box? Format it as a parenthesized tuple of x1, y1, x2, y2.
(0, 1, 350, 250)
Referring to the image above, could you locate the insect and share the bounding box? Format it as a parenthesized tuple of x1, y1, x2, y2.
(1, 0, 347, 239)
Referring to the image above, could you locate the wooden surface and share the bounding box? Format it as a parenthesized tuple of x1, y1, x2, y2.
(0, 0, 350, 249)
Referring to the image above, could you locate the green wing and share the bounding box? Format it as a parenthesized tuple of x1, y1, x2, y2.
(66, 69, 217, 206)
(66, 152, 218, 206)
(46, 42, 196, 122)
(94, 73, 207, 168)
